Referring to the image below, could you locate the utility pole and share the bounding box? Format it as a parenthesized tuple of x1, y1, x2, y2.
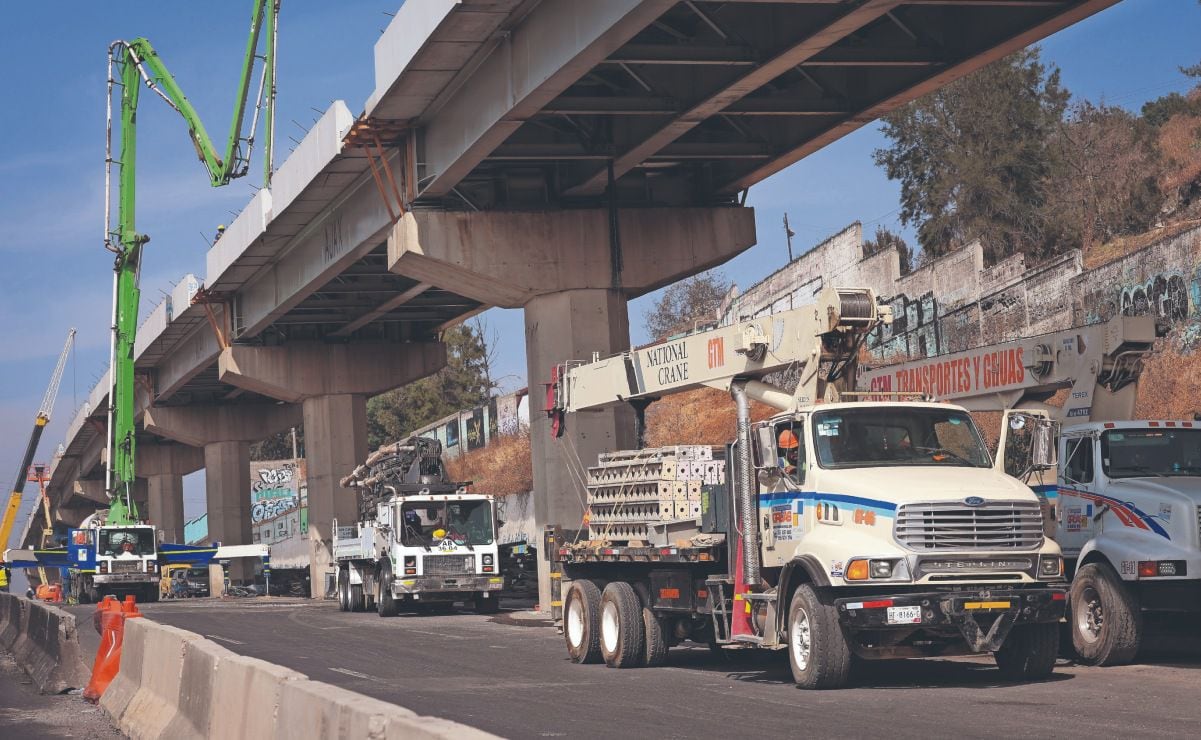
(783, 212, 795, 263)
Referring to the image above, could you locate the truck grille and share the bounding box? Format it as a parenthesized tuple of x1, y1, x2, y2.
(110, 561, 142, 574)
(423, 554, 476, 576)
(894, 500, 1044, 551)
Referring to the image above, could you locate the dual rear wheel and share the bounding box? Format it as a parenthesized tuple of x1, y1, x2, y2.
(563, 579, 667, 668)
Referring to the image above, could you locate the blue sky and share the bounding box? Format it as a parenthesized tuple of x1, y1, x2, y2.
(2, 1, 1199, 541)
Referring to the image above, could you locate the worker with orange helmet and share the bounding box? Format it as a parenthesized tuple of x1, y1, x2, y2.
(777, 427, 803, 483)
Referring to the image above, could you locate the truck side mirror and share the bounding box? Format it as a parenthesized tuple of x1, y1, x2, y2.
(1031, 418, 1059, 470)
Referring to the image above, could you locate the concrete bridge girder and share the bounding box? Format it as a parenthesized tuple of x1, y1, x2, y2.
(216, 341, 448, 594)
(388, 208, 757, 308)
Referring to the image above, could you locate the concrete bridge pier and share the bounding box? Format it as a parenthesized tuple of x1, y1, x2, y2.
(218, 341, 447, 596)
(137, 443, 204, 545)
(390, 206, 757, 609)
(144, 404, 302, 583)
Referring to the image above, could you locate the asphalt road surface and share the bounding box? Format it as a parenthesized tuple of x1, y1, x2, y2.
(65, 599, 1201, 739)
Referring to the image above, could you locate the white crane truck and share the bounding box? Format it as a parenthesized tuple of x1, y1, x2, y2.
(861, 314, 1200, 665)
(334, 436, 504, 616)
(547, 287, 1068, 689)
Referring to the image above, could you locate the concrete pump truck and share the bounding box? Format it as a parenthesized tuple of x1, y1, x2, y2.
(547, 287, 1067, 689)
(861, 314, 1201, 665)
(71, 1, 280, 603)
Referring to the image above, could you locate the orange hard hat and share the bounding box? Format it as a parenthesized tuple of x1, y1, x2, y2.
(778, 429, 799, 449)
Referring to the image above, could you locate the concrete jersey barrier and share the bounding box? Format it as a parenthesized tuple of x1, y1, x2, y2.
(103, 616, 501, 740)
(0, 593, 91, 694)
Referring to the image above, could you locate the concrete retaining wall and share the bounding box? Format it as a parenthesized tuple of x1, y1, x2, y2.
(103, 616, 499, 739)
(0, 593, 91, 693)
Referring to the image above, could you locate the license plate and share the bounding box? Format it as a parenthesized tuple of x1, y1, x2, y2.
(886, 605, 922, 625)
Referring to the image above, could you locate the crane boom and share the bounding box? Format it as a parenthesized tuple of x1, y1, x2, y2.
(103, 1, 279, 526)
(2, 329, 76, 558)
(857, 315, 1159, 422)
(547, 287, 892, 432)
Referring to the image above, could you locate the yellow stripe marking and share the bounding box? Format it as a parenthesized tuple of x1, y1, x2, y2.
(964, 601, 1011, 610)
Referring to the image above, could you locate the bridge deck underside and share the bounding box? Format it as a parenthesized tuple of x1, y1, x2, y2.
(430, 0, 1112, 210)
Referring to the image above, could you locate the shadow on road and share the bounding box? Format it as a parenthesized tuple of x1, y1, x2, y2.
(662, 645, 1076, 690)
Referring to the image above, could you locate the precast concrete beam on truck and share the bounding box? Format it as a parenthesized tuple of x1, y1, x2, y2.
(388, 207, 756, 307)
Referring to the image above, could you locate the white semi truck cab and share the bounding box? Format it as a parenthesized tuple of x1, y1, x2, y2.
(334, 437, 504, 616)
(862, 314, 1201, 664)
(549, 287, 1067, 689)
(69, 522, 160, 603)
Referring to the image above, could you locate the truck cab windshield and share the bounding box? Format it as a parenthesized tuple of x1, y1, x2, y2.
(400, 500, 494, 547)
(98, 527, 157, 557)
(1101, 429, 1201, 478)
(813, 407, 991, 469)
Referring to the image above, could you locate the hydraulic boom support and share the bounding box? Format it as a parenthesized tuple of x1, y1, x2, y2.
(103, 1, 279, 525)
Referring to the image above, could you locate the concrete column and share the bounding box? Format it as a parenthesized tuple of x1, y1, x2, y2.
(302, 394, 368, 596)
(205, 441, 253, 582)
(143, 404, 301, 587)
(389, 207, 757, 612)
(147, 475, 185, 545)
(131, 478, 149, 521)
(525, 289, 636, 609)
(137, 443, 203, 545)
(218, 343, 444, 597)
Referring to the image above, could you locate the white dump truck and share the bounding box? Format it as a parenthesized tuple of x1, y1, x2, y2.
(862, 314, 1201, 665)
(546, 287, 1067, 689)
(334, 436, 504, 616)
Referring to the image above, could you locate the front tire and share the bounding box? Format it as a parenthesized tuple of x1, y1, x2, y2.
(995, 623, 1059, 680)
(787, 584, 851, 689)
(1070, 562, 1141, 665)
(600, 582, 645, 669)
(563, 579, 603, 664)
(376, 560, 398, 618)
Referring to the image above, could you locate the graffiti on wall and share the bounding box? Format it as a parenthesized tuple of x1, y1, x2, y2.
(867, 292, 941, 359)
(249, 460, 307, 545)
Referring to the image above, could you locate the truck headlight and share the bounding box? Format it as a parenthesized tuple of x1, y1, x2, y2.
(870, 560, 894, 579)
(1039, 555, 1063, 578)
(482, 554, 494, 566)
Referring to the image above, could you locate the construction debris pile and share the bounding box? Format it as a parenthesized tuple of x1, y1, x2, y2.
(586, 445, 726, 544)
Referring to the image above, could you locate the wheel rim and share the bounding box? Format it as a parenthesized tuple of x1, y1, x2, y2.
(566, 595, 585, 648)
(601, 600, 620, 654)
(1075, 585, 1104, 644)
(791, 605, 812, 671)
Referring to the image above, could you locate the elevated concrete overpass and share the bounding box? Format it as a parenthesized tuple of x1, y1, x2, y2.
(31, 0, 1119, 598)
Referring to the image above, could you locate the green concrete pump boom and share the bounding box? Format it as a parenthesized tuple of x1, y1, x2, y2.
(104, 1, 279, 525)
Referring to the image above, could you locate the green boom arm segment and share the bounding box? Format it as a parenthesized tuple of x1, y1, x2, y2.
(105, 1, 278, 526)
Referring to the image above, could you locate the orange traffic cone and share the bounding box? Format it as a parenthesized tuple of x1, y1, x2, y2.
(83, 595, 143, 702)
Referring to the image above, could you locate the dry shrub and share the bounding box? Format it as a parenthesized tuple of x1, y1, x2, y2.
(1082, 218, 1201, 270)
(1134, 344, 1201, 420)
(445, 428, 533, 497)
(1158, 112, 1201, 198)
(644, 388, 777, 448)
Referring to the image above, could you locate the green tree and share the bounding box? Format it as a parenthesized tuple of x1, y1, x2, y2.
(366, 324, 494, 448)
(873, 48, 1070, 263)
(1141, 91, 1201, 128)
(862, 226, 915, 275)
(643, 270, 732, 340)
